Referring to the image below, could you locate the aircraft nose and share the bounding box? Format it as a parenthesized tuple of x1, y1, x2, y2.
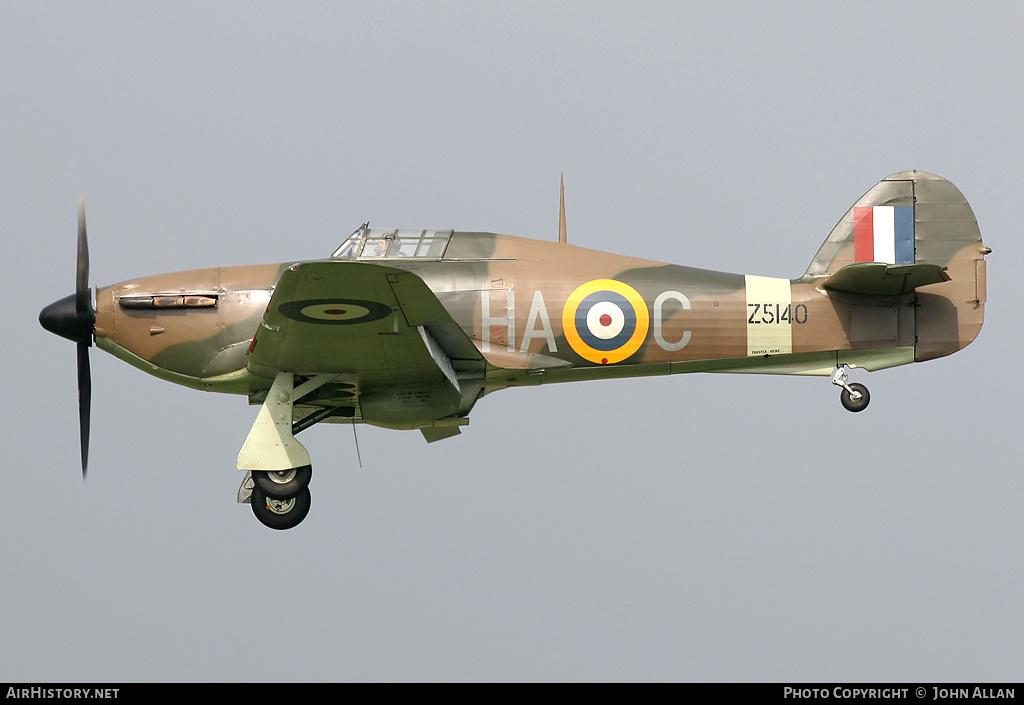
(40, 293, 94, 346)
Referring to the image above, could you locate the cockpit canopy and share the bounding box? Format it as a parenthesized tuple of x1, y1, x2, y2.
(332, 225, 453, 261)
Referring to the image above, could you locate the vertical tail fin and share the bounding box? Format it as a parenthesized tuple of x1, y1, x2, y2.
(801, 171, 989, 360)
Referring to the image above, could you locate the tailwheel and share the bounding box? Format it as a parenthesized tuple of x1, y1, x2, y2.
(840, 383, 870, 413)
(831, 364, 870, 413)
(252, 465, 311, 499)
(251, 486, 311, 530)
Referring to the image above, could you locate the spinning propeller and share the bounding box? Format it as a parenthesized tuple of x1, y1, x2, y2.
(39, 197, 94, 478)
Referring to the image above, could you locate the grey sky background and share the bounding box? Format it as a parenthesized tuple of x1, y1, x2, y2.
(3, 1, 1021, 682)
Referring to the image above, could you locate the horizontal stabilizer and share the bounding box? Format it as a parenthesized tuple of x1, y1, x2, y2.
(823, 262, 950, 296)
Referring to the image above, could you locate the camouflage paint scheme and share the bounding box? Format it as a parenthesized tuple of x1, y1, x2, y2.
(75, 171, 987, 527)
(94, 171, 986, 419)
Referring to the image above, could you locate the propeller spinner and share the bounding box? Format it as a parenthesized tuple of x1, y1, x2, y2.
(39, 197, 94, 478)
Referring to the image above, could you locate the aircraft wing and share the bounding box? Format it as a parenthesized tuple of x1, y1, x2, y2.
(247, 261, 484, 391)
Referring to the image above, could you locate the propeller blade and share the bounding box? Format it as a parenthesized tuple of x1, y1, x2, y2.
(40, 197, 97, 477)
(77, 342, 91, 478)
(76, 196, 90, 320)
(77, 197, 92, 477)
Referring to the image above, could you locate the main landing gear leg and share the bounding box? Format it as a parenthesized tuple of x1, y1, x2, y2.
(236, 372, 335, 530)
(831, 364, 870, 413)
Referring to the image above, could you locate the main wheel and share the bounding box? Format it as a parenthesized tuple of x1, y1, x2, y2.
(840, 383, 870, 412)
(252, 465, 312, 500)
(251, 486, 311, 530)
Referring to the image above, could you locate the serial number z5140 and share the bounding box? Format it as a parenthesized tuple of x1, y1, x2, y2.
(747, 302, 807, 325)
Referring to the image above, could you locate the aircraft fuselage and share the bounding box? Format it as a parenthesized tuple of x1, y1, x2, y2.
(94, 227, 983, 404)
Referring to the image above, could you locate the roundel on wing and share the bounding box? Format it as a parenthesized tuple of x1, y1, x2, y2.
(278, 298, 392, 325)
(561, 279, 649, 364)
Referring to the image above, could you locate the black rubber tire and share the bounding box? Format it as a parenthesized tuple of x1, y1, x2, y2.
(251, 486, 311, 530)
(840, 383, 870, 413)
(252, 465, 312, 500)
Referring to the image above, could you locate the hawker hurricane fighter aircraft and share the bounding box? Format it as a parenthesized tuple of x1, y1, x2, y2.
(40, 171, 989, 529)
